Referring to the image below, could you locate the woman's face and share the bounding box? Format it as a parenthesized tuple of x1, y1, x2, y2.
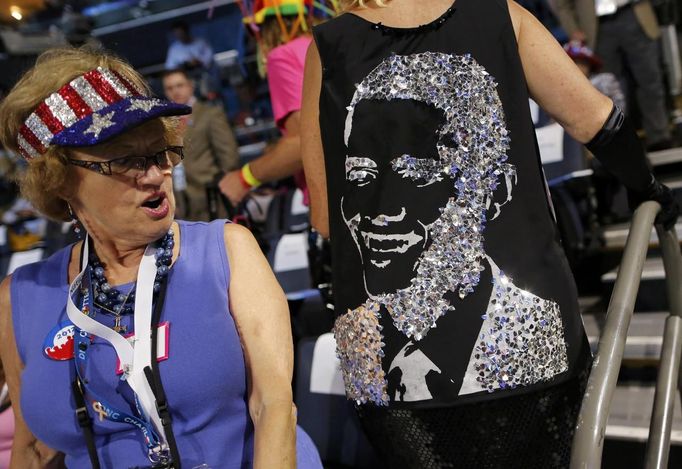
(68, 120, 176, 247)
(342, 99, 455, 297)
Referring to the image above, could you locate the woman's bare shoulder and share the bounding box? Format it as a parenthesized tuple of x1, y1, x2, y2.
(505, 0, 525, 41)
(223, 222, 258, 247)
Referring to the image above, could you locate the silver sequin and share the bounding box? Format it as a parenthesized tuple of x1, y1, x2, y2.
(126, 98, 162, 113)
(25, 113, 53, 147)
(98, 67, 135, 99)
(84, 111, 116, 139)
(459, 257, 569, 395)
(70, 77, 108, 112)
(45, 93, 78, 128)
(17, 134, 39, 158)
(392, 154, 447, 186)
(333, 303, 390, 405)
(345, 156, 377, 173)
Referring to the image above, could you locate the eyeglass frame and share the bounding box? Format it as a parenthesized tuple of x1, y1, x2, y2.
(67, 145, 184, 176)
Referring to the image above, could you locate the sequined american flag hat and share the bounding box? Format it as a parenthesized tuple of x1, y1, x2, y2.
(16, 67, 191, 160)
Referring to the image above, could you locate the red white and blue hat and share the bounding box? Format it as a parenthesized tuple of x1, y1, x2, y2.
(16, 66, 191, 160)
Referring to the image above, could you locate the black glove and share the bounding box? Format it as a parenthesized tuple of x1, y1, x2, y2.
(587, 104, 680, 230)
(628, 178, 680, 231)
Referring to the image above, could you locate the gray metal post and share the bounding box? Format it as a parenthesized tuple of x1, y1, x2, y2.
(571, 202, 660, 469)
(656, 228, 682, 320)
(645, 227, 682, 469)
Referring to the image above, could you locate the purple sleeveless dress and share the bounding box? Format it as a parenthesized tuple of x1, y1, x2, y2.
(11, 219, 322, 468)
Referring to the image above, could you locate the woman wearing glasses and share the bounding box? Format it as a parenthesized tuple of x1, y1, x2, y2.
(0, 47, 321, 468)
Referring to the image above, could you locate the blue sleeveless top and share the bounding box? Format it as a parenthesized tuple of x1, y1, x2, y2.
(11, 220, 321, 468)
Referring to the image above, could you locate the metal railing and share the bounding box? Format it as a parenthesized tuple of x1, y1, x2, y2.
(571, 201, 682, 469)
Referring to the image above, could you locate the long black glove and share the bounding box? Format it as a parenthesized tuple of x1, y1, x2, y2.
(586, 104, 680, 230)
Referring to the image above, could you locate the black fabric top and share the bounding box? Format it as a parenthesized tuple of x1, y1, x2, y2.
(313, 0, 590, 409)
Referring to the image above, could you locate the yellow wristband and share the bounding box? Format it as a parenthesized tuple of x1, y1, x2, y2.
(241, 163, 262, 188)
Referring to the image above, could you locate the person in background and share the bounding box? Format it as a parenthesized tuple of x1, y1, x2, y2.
(550, 0, 673, 151)
(165, 21, 219, 101)
(219, 0, 332, 207)
(163, 68, 240, 221)
(165, 20, 214, 72)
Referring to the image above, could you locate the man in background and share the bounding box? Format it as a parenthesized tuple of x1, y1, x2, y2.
(163, 69, 240, 221)
(165, 20, 214, 71)
(166, 21, 219, 100)
(550, 0, 672, 150)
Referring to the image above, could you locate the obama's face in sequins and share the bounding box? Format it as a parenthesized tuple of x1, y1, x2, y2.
(342, 99, 456, 297)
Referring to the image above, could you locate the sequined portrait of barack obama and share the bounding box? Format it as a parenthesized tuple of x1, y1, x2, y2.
(334, 52, 569, 406)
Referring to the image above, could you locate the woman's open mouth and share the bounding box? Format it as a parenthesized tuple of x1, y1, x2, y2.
(141, 193, 170, 218)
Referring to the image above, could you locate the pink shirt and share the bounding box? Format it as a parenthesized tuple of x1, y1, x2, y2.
(0, 407, 13, 469)
(266, 36, 313, 204)
(267, 36, 312, 131)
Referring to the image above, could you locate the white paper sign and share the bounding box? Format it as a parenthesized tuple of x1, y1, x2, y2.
(529, 99, 540, 125)
(273, 233, 309, 272)
(7, 248, 44, 275)
(291, 188, 309, 216)
(536, 122, 565, 164)
(309, 333, 345, 396)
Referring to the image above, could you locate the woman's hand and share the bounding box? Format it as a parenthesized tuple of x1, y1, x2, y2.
(223, 224, 297, 469)
(0, 276, 65, 468)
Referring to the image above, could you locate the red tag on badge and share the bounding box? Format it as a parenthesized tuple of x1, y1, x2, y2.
(115, 322, 170, 375)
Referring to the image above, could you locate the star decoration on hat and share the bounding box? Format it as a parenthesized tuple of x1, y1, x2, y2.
(84, 111, 116, 139)
(126, 99, 162, 113)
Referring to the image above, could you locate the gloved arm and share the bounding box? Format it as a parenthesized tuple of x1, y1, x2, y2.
(586, 104, 679, 230)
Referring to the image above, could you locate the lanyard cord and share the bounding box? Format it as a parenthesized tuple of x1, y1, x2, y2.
(72, 377, 101, 469)
(71, 240, 182, 469)
(146, 278, 181, 468)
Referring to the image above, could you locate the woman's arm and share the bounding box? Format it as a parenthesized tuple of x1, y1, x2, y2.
(301, 41, 329, 238)
(218, 113, 303, 206)
(248, 112, 304, 182)
(510, 0, 679, 227)
(223, 224, 296, 469)
(0, 276, 64, 468)
(509, 0, 613, 142)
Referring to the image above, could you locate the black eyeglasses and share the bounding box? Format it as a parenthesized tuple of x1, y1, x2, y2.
(68, 146, 184, 177)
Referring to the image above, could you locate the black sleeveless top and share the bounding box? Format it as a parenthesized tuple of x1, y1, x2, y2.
(313, 0, 590, 409)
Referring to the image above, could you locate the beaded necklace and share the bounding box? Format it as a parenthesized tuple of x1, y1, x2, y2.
(90, 230, 174, 333)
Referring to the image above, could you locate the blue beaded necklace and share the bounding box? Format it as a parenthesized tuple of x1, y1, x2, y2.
(89, 230, 174, 333)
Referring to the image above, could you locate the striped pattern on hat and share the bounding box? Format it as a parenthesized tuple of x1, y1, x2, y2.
(16, 67, 143, 160)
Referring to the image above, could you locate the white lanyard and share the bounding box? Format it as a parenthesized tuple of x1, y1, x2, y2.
(65, 235, 167, 443)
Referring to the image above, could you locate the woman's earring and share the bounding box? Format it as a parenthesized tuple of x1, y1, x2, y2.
(67, 203, 83, 238)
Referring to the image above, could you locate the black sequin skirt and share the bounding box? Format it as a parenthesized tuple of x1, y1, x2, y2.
(356, 355, 592, 469)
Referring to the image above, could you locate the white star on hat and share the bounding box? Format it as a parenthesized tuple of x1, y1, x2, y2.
(84, 111, 116, 139)
(126, 99, 162, 113)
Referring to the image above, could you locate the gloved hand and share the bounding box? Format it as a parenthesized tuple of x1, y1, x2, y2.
(628, 179, 680, 231)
